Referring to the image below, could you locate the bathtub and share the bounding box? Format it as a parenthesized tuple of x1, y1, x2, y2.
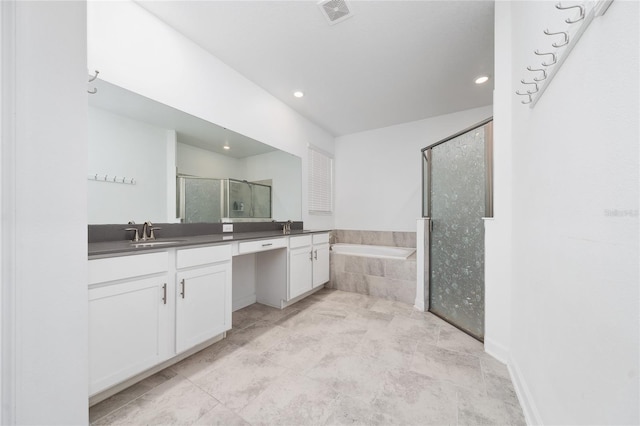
(330, 243, 415, 260)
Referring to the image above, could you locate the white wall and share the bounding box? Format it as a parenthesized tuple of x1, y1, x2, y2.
(87, 0, 335, 230)
(3, 1, 88, 423)
(177, 143, 245, 180)
(243, 150, 303, 221)
(334, 105, 492, 232)
(483, 1, 514, 364)
(502, 2, 639, 424)
(88, 107, 171, 224)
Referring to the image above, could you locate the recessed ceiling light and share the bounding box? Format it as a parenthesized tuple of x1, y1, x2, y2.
(475, 75, 490, 84)
(293, 91, 304, 98)
(223, 145, 230, 150)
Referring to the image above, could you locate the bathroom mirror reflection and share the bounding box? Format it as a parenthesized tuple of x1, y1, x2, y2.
(88, 79, 302, 224)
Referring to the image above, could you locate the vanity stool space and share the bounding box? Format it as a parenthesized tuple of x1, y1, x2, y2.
(88, 231, 330, 403)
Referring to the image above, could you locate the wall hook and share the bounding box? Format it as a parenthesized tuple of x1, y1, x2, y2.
(555, 2, 585, 24)
(543, 29, 570, 47)
(515, 91, 533, 104)
(526, 66, 547, 82)
(534, 50, 557, 66)
(520, 79, 539, 94)
(88, 70, 99, 82)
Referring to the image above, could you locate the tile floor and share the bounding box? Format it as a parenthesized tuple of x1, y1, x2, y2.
(89, 288, 525, 425)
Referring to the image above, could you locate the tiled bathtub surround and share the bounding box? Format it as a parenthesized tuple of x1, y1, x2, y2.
(332, 229, 416, 248)
(329, 230, 417, 304)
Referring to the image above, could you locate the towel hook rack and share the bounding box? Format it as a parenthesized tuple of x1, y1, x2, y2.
(87, 70, 99, 94)
(526, 66, 547, 82)
(543, 29, 570, 47)
(534, 50, 557, 66)
(520, 79, 539, 94)
(88, 70, 99, 82)
(515, 92, 533, 104)
(556, 3, 585, 24)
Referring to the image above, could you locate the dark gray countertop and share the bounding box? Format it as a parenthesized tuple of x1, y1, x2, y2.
(88, 229, 331, 257)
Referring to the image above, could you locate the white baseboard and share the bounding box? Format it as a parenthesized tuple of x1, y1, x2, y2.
(508, 356, 543, 426)
(484, 337, 509, 364)
(233, 294, 257, 312)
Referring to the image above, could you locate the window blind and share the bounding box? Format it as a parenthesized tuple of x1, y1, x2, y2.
(308, 147, 333, 214)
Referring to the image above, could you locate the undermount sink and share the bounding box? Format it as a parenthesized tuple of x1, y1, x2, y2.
(130, 240, 186, 248)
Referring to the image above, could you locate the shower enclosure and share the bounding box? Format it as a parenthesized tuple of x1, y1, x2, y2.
(422, 118, 493, 341)
(177, 176, 272, 223)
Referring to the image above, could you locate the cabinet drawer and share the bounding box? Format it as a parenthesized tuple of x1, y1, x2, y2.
(89, 252, 168, 285)
(177, 244, 231, 269)
(289, 235, 312, 249)
(238, 238, 287, 255)
(312, 233, 330, 244)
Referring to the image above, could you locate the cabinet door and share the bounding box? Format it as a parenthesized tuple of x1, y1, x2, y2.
(289, 246, 312, 300)
(175, 263, 231, 353)
(89, 275, 170, 395)
(312, 243, 330, 288)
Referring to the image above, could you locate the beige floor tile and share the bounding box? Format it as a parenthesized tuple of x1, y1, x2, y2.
(388, 314, 439, 343)
(192, 349, 287, 412)
(95, 292, 525, 426)
(369, 298, 417, 317)
(232, 303, 298, 330)
(274, 310, 348, 340)
(193, 403, 251, 426)
(261, 331, 326, 373)
(89, 369, 177, 423)
(480, 356, 511, 379)
(322, 394, 375, 426)
(371, 368, 458, 425)
(239, 373, 339, 426)
(225, 320, 289, 352)
(170, 340, 242, 381)
(93, 376, 218, 426)
(437, 322, 490, 358)
(316, 288, 378, 309)
(343, 307, 394, 330)
(354, 327, 418, 370)
(457, 389, 526, 426)
(304, 351, 388, 404)
(411, 341, 485, 393)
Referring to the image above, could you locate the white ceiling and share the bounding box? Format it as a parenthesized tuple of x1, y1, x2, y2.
(136, 0, 495, 137)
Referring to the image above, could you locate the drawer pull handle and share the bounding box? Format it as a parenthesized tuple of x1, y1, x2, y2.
(314, 249, 318, 260)
(180, 279, 185, 299)
(262, 243, 273, 247)
(309, 250, 313, 261)
(162, 283, 167, 305)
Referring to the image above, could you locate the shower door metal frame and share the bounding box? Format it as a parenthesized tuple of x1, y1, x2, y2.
(421, 117, 493, 341)
(422, 117, 494, 219)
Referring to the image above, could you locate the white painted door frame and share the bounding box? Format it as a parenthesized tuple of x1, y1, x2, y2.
(0, 0, 17, 423)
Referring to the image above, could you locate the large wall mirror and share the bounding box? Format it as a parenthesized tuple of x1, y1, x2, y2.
(88, 79, 302, 224)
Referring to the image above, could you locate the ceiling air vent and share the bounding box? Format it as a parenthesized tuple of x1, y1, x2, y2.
(318, 0, 354, 26)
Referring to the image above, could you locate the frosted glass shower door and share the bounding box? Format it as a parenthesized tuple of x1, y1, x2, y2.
(426, 121, 491, 341)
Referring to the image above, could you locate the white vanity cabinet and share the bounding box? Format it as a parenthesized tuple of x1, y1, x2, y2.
(288, 233, 330, 300)
(88, 252, 171, 396)
(175, 245, 232, 353)
(311, 233, 330, 287)
(88, 244, 232, 397)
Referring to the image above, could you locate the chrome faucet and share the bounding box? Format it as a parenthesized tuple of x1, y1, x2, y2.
(125, 221, 140, 242)
(282, 220, 292, 234)
(141, 221, 161, 241)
